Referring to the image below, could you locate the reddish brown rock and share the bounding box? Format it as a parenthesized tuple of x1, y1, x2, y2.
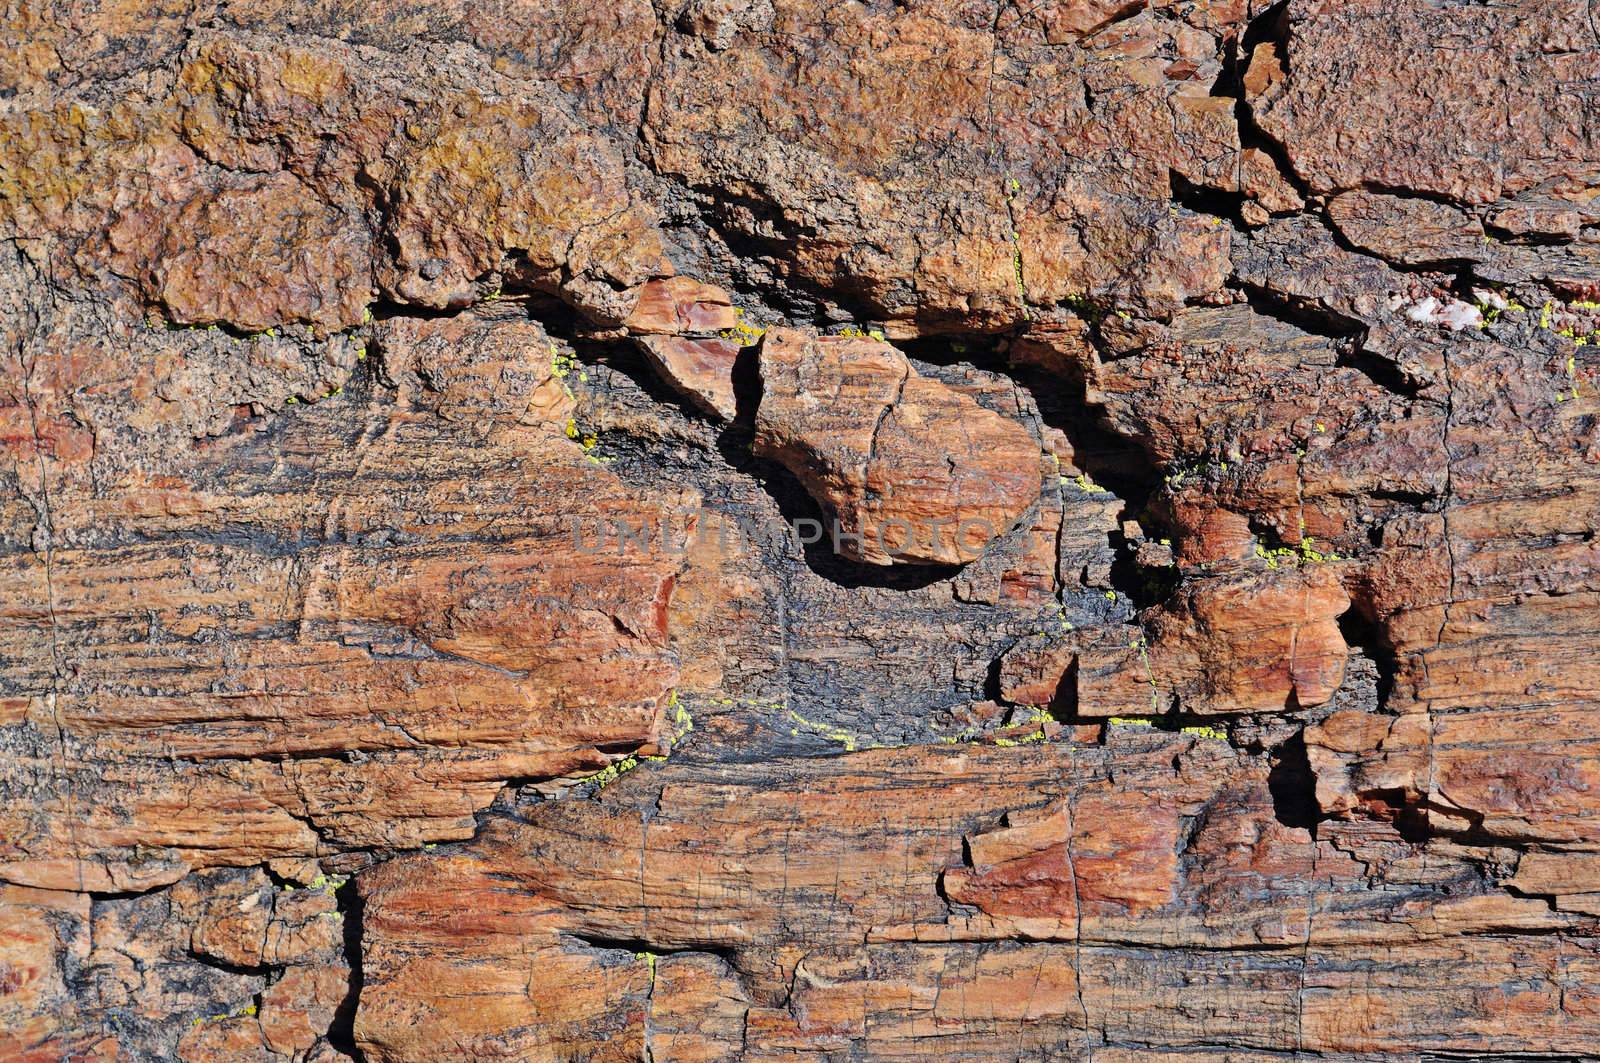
(5, 2, 1600, 1059)
(371, 304, 578, 425)
(379, 97, 670, 316)
(997, 633, 1079, 707)
(138, 173, 374, 331)
(753, 328, 1040, 565)
(645, 0, 1239, 325)
(0, 307, 693, 892)
(1146, 564, 1351, 713)
(353, 742, 1598, 1059)
(624, 276, 739, 336)
(942, 789, 1188, 937)
(1326, 189, 1485, 267)
(1252, 0, 1597, 205)
(638, 335, 744, 420)
(0, 886, 99, 1061)
(1011, 0, 1147, 41)
(623, 277, 748, 418)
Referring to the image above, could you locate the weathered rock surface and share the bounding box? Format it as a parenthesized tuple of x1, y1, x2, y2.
(753, 328, 1041, 565)
(354, 740, 1600, 1060)
(3, 1, 1600, 1059)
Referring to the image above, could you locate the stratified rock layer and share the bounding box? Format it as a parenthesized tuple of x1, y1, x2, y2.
(2, 1, 1600, 1060)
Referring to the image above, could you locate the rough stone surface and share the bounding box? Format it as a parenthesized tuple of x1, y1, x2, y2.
(753, 327, 1042, 565)
(3, 1, 1600, 1060)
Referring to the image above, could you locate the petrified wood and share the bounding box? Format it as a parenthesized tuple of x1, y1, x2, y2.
(2, 2, 1598, 1060)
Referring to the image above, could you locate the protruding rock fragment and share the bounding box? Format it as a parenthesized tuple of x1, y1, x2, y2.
(1327, 190, 1485, 266)
(1147, 566, 1351, 713)
(623, 277, 746, 418)
(378, 100, 668, 318)
(1012, 0, 1147, 41)
(623, 277, 739, 335)
(753, 328, 1039, 565)
(998, 634, 1077, 707)
(638, 335, 744, 419)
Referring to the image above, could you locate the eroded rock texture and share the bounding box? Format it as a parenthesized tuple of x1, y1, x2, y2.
(3, 1, 1599, 1060)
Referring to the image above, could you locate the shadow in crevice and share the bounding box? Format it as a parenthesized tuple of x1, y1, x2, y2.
(1233, 280, 1365, 343)
(894, 333, 1016, 375)
(1006, 354, 1163, 529)
(729, 341, 764, 425)
(1170, 170, 1247, 229)
(711, 422, 963, 591)
(1267, 729, 1321, 835)
(1106, 524, 1181, 609)
(539, 320, 979, 591)
(1231, 282, 1426, 398)
(326, 876, 368, 1061)
(564, 930, 744, 974)
(1047, 657, 1080, 724)
(1211, 0, 1308, 200)
(1336, 605, 1399, 711)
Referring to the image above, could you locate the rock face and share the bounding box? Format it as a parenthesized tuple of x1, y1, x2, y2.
(754, 327, 1041, 565)
(3, 2, 1600, 1060)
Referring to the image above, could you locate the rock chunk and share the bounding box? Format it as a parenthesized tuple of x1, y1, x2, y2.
(639, 335, 744, 420)
(753, 328, 1039, 565)
(1326, 189, 1485, 267)
(378, 98, 668, 319)
(623, 276, 739, 336)
(625, 277, 745, 419)
(140, 173, 373, 331)
(1251, 0, 1597, 205)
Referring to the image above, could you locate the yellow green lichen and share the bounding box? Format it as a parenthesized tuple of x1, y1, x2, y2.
(635, 950, 658, 984)
(191, 1002, 258, 1026)
(573, 691, 695, 792)
(564, 416, 612, 463)
(994, 705, 1053, 747)
(1130, 634, 1161, 713)
(1064, 471, 1102, 493)
(551, 344, 578, 382)
(668, 691, 694, 746)
(787, 708, 859, 751)
(1004, 175, 1030, 319)
(1254, 535, 1341, 569)
(837, 325, 887, 342)
(1560, 349, 1582, 402)
(720, 308, 767, 347)
(581, 754, 642, 789)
